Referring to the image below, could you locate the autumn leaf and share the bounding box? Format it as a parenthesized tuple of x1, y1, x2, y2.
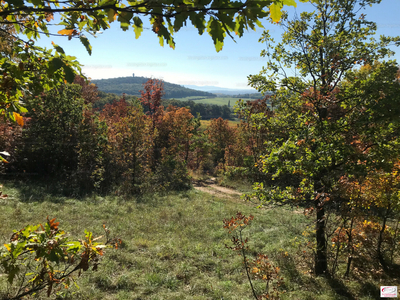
(13, 112, 24, 126)
(45, 12, 54, 22)
(4, 243, 11, 252)
(48, 217, 60, 230)
(57, 29, 75, 36)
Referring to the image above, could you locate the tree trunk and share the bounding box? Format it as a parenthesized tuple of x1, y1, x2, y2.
(377, 203, 390, 270)
(390, 215, 400, 264)
(344, 216, 355, 277)
(331, 218, 346, 276)
(185, 139, 189, 166)
(315, 195, 328, 275)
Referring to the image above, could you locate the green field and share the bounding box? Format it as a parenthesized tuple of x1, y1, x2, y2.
(1, 180, 396, 300)
(172, 96, 256, 106)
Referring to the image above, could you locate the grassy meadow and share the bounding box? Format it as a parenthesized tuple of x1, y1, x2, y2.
(0, 180, 397, 300)
(199, 119, 240, 130)
(172, 96, 255, 107)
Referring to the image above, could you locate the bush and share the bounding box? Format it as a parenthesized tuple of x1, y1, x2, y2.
(0, 217, 120, 299)
(152, 155, 192, 191)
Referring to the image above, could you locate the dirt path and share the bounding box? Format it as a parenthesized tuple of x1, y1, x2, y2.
(192, 178, 243, 199)
(192, 178, 305, 215)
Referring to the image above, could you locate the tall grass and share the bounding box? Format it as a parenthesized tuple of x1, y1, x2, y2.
(0, 180, 397, 299)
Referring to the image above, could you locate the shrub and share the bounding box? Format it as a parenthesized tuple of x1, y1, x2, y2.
(0, 217, 120, 299)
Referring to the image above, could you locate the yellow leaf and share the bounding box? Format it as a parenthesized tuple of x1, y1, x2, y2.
(4, 243, 11, 252)
(13, 112, 24, 126)
(269, 3, 283, 23)
(57, 29, 75, 36)
(282, 0, 297, 7)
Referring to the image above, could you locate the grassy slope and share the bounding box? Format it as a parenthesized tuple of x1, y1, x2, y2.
(0, 181, 397, 300)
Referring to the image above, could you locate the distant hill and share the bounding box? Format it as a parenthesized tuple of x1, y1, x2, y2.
(91, 76, 216, 99)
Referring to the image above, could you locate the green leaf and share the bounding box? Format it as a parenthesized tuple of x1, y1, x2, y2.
(8, 0, 24, 5)
(7, 266, 19, 284)
(132, 16, 143, 39)
(21, 226, 35, 238)
(234, 15, 246, 37)
(207, 17, 225, 52)
(79, 35, 92, 55)
(48, 250, 60, 263)
(174, 14, 186, 32)
(64, 65, 76, 83)
(52, 43, 65, 54)
(51, 58, 63, 71)
(67, 241, 82, 252)
(12, 241, 26, 258)
(107, 9, 116, 23)
(189, 13, 206, 35)
(118, 11, 133, 31)
(98, 0, 115, 6)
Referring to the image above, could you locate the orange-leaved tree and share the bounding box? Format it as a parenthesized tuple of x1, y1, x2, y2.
(158, 105, 196, 163)
(100, 97, 153, 193)
(152, 105, 198, 190)
(206, 117, 236, 170)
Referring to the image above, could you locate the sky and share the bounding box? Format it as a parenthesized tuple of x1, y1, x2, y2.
(33, 0, 400, 90)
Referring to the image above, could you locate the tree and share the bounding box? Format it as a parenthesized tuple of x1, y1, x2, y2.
(331, 160, 400, 276)
(235, 97, 272, 165)
(153, 105, 195, 191)
(0, 0, 303, 128)
(100, 97, 153, 193)
(248, 0, 400, 275)
(158, 105, 196, 164)
(206, 117, 236, 167)
(9, 78, 109, 192)
(140, 78, 164, 127)
(18, 83, 87, 176)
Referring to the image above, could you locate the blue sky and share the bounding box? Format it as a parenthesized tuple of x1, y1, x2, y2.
(35, 0, 400, 89)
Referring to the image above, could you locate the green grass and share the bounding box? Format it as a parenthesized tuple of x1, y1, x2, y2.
(218, 177, 255, 194)
(174, 96, 255, 107)
(172, 96, 210, 101)
(0, 180, 398, 299)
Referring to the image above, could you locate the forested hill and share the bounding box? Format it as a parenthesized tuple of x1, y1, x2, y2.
(91, 76, 216, 99)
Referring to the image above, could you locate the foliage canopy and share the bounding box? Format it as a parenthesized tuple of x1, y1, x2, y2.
(248, 0, 400, 275)
(0, 0, 306, 125)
